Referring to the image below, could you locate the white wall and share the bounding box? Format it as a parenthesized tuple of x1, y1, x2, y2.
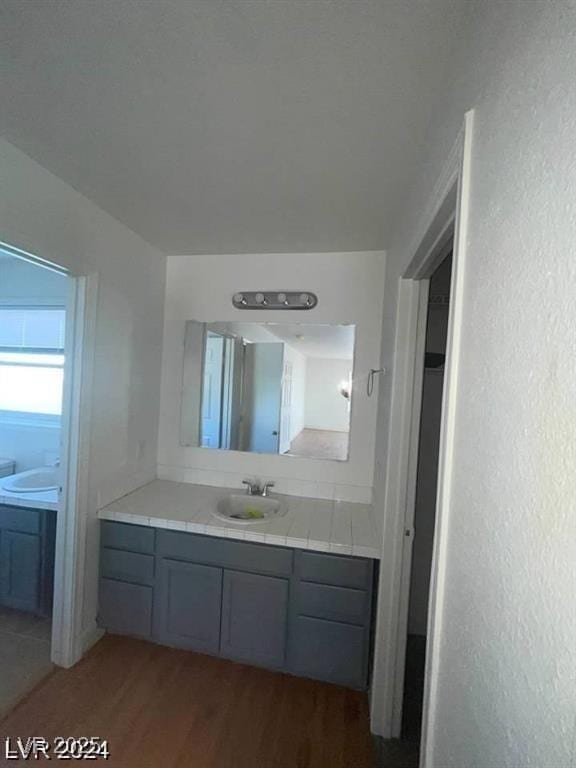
(283, 343, 307, 442)
(373, 2, 576, 764)
(0, 138, 166, 647)
(158, 251, 385, 502)
(0, 422, 60, 474)
(304, 357, 351, 433)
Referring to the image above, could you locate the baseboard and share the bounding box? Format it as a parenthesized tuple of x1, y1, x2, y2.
(80, 624, 105, 656)
(53, 624, 104, 668)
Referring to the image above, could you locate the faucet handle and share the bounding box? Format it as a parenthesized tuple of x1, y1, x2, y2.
(242, 478, 260, 495)
(262, 481, 275, 497)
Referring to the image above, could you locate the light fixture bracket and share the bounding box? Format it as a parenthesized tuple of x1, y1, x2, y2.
(232, 291, 318, 310)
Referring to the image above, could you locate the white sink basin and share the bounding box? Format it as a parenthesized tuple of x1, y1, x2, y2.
(2, 467, 59, 494)
(213, 494, 287, 525)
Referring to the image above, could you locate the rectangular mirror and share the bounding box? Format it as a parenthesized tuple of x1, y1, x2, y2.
(181, 321, 355, 461)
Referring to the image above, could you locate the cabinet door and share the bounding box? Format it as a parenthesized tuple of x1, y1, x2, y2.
(99, 578, 152, 638)
(220, 570, 288, 668)
(0, 530, 41, 613)
(155, 559, 222, 653)
(288, 616, 367, 689)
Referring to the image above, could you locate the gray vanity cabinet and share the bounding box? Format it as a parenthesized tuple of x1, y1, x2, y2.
(155, 559, 222, 653)
(0, 530, 41, 613)
(0, 505, 56, 616)
(289, 616, 366, 687)
(98, 521, 376, 689)
(99, 578, 152, 638)
(220, 570, 288, 668)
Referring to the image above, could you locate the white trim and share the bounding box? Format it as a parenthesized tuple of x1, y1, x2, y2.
(370, 110, 474, 743)
(420, 110, 474, 767)
(51, 273, 98, 668)
(0, 240, 68, 277)
(370, 278, 423, 735)
(390, 279, 430, 735)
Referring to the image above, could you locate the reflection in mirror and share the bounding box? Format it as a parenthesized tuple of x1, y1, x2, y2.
(181, 322, 355, 461)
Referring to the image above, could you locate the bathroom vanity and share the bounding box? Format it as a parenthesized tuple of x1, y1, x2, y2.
(0, 504, 56, 616)
(98, 481, 380, 690)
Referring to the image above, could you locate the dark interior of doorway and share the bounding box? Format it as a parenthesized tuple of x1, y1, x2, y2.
(379, 252, 453, 768)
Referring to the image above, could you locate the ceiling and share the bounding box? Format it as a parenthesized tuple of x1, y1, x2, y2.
(214, 321, 354, 360)
(0, 1, 462, 255)
(266, 323, 355, 360)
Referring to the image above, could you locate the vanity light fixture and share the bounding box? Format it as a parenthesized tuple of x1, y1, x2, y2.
(232, 291, 318, 310)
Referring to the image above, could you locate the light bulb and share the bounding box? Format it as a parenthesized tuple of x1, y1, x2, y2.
(299, 293, 310, 306)
(233, 292, 245, 305)
(255, 292, 265, 304)
(277, 292, 287, 304)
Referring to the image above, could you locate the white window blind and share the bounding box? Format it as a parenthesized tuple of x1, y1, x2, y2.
(0, 308, 65, 415)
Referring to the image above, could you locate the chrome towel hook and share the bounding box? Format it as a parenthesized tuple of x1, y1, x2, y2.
(367, 367, 386, 396)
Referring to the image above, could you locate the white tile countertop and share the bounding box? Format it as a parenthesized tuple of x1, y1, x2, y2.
(98, 480, 381, 560)
(0, 487, 58, 512)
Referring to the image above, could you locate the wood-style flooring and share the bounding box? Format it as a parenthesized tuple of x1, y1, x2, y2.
(0, 635, 375, 768)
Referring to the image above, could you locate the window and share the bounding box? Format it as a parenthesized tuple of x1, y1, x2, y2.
(0, 308, 65, 416)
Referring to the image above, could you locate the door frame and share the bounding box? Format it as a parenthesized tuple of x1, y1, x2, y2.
(52, 271, 98, 667)
(0, 241, 97, 667)
(370, 110, 474, 758)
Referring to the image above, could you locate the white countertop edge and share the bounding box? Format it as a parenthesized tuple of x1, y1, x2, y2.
(0, 492, 58, 512)
(98, 507, 381, 560)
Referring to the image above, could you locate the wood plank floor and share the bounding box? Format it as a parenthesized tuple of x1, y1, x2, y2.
(0, 635, 375, 768)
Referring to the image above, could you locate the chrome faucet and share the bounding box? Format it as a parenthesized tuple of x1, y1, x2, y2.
(242, 479, 275, 497)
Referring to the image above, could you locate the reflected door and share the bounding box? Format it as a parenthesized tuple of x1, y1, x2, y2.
(279, 360, 293, 454)
(244, 343, 283, 453)
(201, 333, 224, 448)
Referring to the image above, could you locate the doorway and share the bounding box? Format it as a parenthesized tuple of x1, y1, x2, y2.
(0, 241, 92, 715)
(0, 249, 68, 714)
(400, 253, 453, 760)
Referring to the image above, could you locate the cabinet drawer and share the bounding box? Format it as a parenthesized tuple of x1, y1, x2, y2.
(99, 578, 152, 638)
(100, 521, 155, 554)
(100, 547, 154, 585)
(0, 506, 41, 535)
(297, 551, 372, 590)
(295, 582, 369, 626)
(157, 530, 293, 577)
(289, 616, 367, 689)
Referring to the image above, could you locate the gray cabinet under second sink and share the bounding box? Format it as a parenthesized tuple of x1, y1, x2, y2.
(0, 505, 56, 617)
(98, 521, 376, 689)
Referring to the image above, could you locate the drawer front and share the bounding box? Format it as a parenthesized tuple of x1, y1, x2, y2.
(288, 616, 367, 689)
(99, 578, 152, 638)
(157, 530, 293, 577)
(0, 506, 41, 535)
(298, 551, 372, 590)
(100, 547, 155, 585)
(295, 582, 369, 626)
(100, 521, 155, 554)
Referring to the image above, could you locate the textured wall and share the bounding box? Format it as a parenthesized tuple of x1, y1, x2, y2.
(373, 1, 576, 765)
